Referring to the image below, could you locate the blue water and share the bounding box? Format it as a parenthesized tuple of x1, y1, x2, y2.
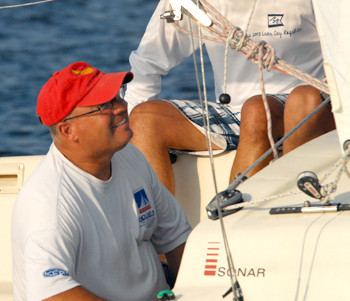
(0, 0, 214, 157)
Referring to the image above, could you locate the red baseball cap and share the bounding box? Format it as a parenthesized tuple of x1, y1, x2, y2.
(37, 62, 133, 126)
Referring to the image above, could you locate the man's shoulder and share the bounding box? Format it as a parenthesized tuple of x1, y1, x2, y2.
(14, 147, 67, 223)
(20, 149, 62, 194)
(113, 143, 159, 189)
(115, 143, 148, 163)
(12, 148, 81, 237)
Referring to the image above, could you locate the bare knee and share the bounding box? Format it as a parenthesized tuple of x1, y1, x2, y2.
(129, 101, 167, 135)
(130, 101, 155, 127)
(285, 85, 335, 136)
(128, 102, 164, 150)
(286, 86, 322, 112)
(241, 96, 267, 129)
(284, 85, 329, 128)
(240, 95, 284, 138)
(129, 100, 194, 149)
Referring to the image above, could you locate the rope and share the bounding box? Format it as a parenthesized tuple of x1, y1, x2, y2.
(319, 146, 350, 204)
(218, 2, 278, 158)
(172, 0, 329, 159)
(224, 145, 350, 211)
(175, 2, 348, 298)
(173, 0, 337, 186)
(188, 1, 241, 299)
(189, 4, 239, 300)
(255, 41, 278, 159)
(236, 0, 257, 50)
(0, 0, 54, 9)
(172, 0, 329, 94)
(228, 96, 332, 190)
(223, 28, 236, 94)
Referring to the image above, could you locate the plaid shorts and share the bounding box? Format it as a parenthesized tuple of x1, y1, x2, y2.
(166, 94, 288, 151)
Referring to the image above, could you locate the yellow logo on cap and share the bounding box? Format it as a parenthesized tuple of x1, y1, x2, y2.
(71, 67, 95, 75)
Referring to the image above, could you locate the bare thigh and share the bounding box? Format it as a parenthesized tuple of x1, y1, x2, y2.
(129, 100, 221, 151)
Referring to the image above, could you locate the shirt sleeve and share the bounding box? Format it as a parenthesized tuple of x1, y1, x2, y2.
(125, 0, 201, 113)
(24, 230, 80, 301)
(146, 164, 192, 255)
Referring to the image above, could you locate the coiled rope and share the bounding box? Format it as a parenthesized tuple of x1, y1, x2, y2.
(172, 0, 350, 211)
(173, 0, 330, 160)
(172, 0, 329, 94)
(172, 0, 333, 179)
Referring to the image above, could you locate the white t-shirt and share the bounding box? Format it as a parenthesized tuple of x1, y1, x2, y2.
(125, 0, 324, 112)
(12, 143, 192, 301)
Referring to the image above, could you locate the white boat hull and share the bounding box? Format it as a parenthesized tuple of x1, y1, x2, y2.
(173, 130, 350, 300)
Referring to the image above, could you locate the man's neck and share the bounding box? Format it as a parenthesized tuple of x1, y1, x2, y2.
(54, 142, 112, 181)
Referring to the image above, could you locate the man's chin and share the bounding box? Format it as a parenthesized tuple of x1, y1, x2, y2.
(114, 129, 133, 151)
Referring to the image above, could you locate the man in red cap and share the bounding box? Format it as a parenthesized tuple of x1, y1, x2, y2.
(11, 62, 192, 301)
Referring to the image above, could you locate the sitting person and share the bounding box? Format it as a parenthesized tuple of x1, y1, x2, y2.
(230, 85, 335, 183)
(125, 0, 331, 194)
(11, 62, 192, 301)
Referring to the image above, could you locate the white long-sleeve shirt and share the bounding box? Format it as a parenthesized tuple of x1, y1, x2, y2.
(125, 0, 324, 112)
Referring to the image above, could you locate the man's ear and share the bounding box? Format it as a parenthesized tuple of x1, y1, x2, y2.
(56, 121, 78, 141)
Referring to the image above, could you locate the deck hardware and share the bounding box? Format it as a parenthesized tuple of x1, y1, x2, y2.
(206, 188, 243, 220)
(161, 0, 212, 26)
(343, 139, 350, 151)
(160, 10, 182, 23)
(222, 280, 244, 300)
(270, 203, 350, 215)
(297, 171, 323, 199)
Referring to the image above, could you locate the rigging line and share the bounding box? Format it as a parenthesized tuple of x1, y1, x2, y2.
(197, 20, 240, 301)
(318, 147, 350, 185)
(222, 0, 268, 144)
(171, 18, 329, 159)
(223, 28, 235, 94)
(189, 17, 204, 107)
(177, 1, 344, 208)
(221, 28, 240, 125)
(228, 96, 332, 191)
(319, 147, 350, 204)
(235, 0, 277, 160)
(172, 0, 329, 94)
(189, 2, 239, 299)
(235, 0, 257, 50)
(257, 42, 278, 159)
(0, 0, 54, 9)
(225, 145, 350, 211)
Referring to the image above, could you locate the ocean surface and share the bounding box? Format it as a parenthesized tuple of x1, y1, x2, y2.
(0, 0, 214, 157)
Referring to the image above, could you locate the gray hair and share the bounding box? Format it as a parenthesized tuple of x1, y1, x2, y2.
(48, 124, 59, 138)
(48, 108, 76, 138)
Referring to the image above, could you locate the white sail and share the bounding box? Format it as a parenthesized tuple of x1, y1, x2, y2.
(312, 0, 350, 151)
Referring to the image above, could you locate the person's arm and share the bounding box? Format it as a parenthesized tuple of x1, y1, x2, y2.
(165, 242, 186, 279)
(43, 286, 107, 301)
(125, 0, 201, 112)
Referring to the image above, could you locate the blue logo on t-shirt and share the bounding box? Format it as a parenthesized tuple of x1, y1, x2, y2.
(43, 269, 69, 277)
(134, 189, 155, 228)
(134, 189, 151, 213)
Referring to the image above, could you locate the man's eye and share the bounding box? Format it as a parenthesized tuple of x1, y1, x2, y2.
(102, 101, 112, 108)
